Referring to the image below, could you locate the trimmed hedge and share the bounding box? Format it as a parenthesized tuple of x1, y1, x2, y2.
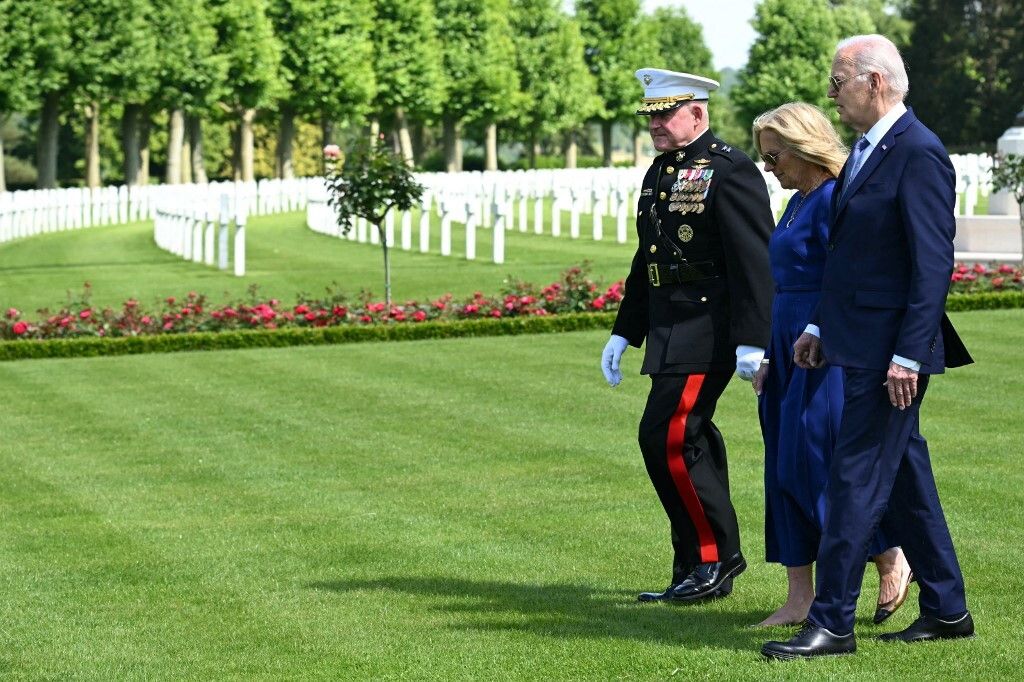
(2, 290, 1021, 362)
(945, 290, 1024, 311)
(0, 312, 619, 362)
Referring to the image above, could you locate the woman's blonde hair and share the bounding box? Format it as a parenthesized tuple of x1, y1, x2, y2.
(752, 102, 847, 178)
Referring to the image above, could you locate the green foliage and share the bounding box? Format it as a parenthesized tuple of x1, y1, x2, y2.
(269, 0, 376, 122)
(640, 7, 716, 78)
(370, 0, 446, 123)
(576, 0, 645, 123)
(733, 0, 839, 139)
(991, 154, 1024, 207)
(0, 1, 35, 114)
(436, 0, 521, 125)
(152, 0, 226, 112)
(324, 140, 424, 229)
(905, 0, 1023, 149)
(211, 0, 284, 112)
(508, 0, 600, 150)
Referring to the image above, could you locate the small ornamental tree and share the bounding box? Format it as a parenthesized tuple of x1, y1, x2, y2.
(323, 139, 424, 307)
(991, 153, 1024, 263)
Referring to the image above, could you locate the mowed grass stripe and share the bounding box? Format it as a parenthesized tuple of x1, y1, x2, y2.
(1, 311, 1021, 678)
(0, 205, 635, 314)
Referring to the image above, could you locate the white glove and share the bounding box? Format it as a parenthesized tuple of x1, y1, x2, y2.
(601, 335, 630, 387)
(735, 344, 765, 381)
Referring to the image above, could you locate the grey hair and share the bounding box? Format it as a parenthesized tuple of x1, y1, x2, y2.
(836, 34, 909, 103)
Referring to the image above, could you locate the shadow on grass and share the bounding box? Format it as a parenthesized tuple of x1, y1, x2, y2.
(308, 575, 772, 652)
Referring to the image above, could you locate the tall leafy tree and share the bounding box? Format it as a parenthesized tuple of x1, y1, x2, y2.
(576, 0, 644, 165)
(436, 0, 521, 171)
(210, 0, 283, 181)
(18, 1, 73, 188)
(147, 0, 224, 185)
(832, 0, 911, 46)
(371, 0, 445, 166)
(269, 0, 376, 178)
(56, 0, 158, 188)
(509, 0, 599, 168)
(0, 0, 37, 191)
(733, 0, 838, 137)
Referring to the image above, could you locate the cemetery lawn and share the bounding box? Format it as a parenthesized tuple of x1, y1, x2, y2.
(0, 310, 1020, 679)
(0, 207, 631, 314)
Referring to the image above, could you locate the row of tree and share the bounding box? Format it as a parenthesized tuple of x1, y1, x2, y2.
(0, 0, 1020, 192)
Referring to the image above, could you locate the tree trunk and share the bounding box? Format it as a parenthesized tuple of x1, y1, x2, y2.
(277, 106, 296, 179)
(529, 132, 540, 169)
(442, 115, 459, 173)
(240, 107, 256, 182)
(602, 120, 613, 166)
(378, 224, 392, 308)
(36, 90, 61, 188)
(139, 112, 151, 185)
(484, 123, 498, 171)
(321, 118, 335, 146)
(369, 117, 380, 144)
(121, 104, 142, 186)
(412, 123, 425, 163)
(166, 108, 185, 184)
(0, 117, 6, 192)
(565, 131, 578, 169)
(188, 115, 207, 183)
(181, 124, 193, 184)
(231, 123, 242, 181)
(394, 108, 414, 167)
(84, 100, 101, 188)
(633, 123, 645, 166)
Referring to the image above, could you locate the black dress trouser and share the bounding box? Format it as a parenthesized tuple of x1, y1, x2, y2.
(638, 371, 739, 581)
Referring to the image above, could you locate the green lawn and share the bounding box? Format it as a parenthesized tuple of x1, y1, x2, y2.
(0, 310, 1020, 679)
(0, 205, 632, 314)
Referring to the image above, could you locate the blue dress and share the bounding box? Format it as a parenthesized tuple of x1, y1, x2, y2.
(759, 179, 887, 566)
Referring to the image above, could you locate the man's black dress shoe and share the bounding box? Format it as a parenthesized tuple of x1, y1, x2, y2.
(638, 577, 733, 602)
(662, 552, 746, 602)
(761, 622, 856, 660)
(877, 612, 974, 643)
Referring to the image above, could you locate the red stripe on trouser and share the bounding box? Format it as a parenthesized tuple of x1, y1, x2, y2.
(666, 373, 719, 563)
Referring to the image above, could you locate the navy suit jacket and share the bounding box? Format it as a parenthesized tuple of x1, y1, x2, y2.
(815, 108, 971, 374)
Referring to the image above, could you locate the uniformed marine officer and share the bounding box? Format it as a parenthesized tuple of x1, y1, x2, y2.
(601, 68, 775, 602)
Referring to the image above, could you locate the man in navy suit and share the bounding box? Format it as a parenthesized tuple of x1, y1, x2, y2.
(761, 34, 975, 660)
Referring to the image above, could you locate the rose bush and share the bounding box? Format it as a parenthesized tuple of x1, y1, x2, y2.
(949, 262, 1024, 294)
(1, 264, 626, 341)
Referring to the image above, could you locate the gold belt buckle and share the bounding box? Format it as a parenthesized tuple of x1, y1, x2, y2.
(648, 264, 660, 287)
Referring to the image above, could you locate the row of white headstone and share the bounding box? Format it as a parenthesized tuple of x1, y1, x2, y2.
(154, 191, 249, 277)
(305, 155, 998, 265)
(0, 177, 315, 245)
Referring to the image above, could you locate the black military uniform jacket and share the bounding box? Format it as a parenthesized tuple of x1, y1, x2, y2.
(612, 129, 774, 374)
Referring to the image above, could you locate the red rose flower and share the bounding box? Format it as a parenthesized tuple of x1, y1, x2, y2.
(592, 296, 606, 309)
(295, 304, 310, 314)
(304, 312, 317, 321)
(413, 310, 426, 322)
(12, 321, 28, 335)
(79, 309, 92, 320)
(6, 308, 19, 319)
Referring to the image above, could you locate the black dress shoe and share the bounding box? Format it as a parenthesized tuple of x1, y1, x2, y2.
(762, 622, 856, 660)
(638, 577, 733, 602)
(663, 552, 746, 603)
(877, 612, 974, 643)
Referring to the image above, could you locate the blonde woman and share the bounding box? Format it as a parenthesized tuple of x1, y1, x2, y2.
(751, 103, 912, 626)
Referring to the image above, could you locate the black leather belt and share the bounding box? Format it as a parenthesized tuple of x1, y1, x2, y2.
(647, 261, 720, 287)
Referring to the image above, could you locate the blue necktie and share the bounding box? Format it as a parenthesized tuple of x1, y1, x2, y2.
(844, 137, 871, 193)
